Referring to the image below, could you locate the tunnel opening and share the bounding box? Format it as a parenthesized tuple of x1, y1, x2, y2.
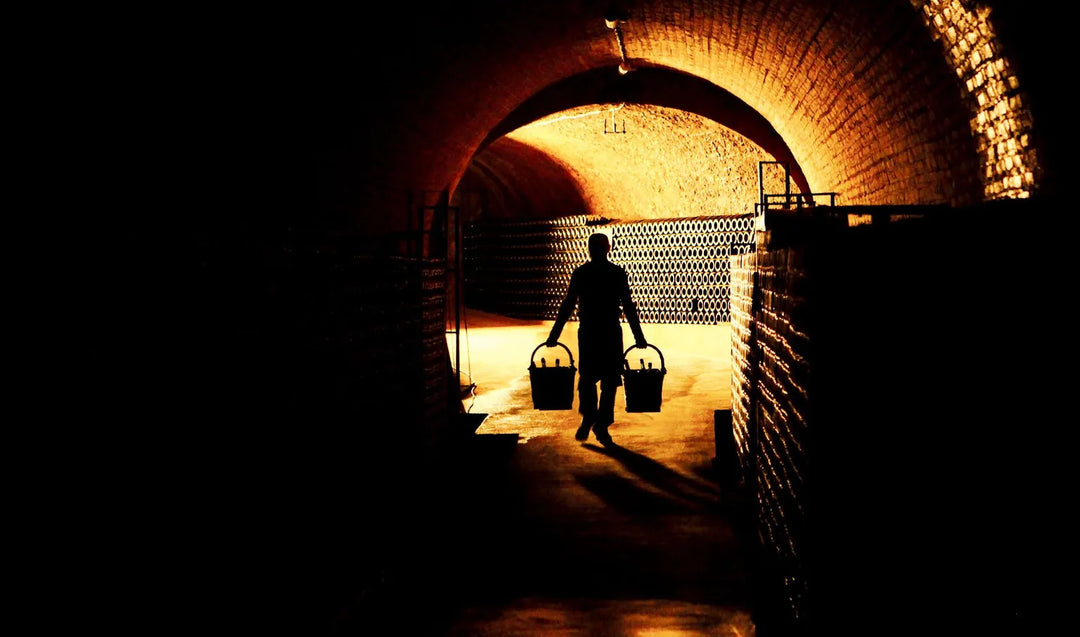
(449, 98, 796, 425)
(86, 3, 1069, 635)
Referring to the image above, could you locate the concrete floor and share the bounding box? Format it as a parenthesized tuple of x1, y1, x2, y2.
(333, 309, 760, 636)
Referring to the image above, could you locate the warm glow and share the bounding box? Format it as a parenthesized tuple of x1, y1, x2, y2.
(916, 0, 1038, 199)
(454, 309, 731, 444)
(506, 104, 776, 220)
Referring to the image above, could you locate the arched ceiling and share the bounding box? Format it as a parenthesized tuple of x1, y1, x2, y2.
(461, 103, 782, 223)
(307, 0, 1044, 236)
(458, 65, 814, 225)
(459, 135, 591, 223)
(476, 65, 810, 193)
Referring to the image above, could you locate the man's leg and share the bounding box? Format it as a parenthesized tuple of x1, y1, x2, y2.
(593, 376, 619, 444)
(577, 376, 598, 441)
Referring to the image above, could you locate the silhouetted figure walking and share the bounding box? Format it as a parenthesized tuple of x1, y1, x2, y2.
(547, 232, 647, 444)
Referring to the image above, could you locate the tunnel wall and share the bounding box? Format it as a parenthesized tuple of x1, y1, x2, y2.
(729, 248, 758, 486)
(463, 214, 756, 323)
(728, 201, 1057, 633)
(197, 238, 455, 449)
(331, 255, 451, 445)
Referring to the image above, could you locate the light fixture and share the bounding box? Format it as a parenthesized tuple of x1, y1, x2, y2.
(604, 4, 629, 26)
(604, 6, 633, 75)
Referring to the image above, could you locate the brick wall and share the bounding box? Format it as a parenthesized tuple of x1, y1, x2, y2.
(334, 255, 451, 447)
(730, 201, 1054, 633)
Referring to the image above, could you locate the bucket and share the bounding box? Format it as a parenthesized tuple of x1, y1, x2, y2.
(528, 342, 577, 410)
(622, 343, 666, 412)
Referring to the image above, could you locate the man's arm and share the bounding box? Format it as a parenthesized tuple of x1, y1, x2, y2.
(546, 271, 579, 346)
(620, 269, 647, 347)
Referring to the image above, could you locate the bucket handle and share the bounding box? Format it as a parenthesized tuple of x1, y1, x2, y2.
(623, 343, 666, 372)
(530, 342, 576, 369)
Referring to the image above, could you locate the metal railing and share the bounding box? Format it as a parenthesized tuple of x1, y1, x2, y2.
(755, 191, 838, 213)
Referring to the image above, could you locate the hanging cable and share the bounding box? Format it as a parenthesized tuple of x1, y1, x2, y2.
(604, 6, 633, 74)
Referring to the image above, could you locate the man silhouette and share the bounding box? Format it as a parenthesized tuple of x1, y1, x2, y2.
(546, 232, 647, 444)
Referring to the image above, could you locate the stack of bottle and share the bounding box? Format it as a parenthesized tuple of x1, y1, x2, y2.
(609, 216, 756, 324)
(463, 214, 757, 324)
(462, 216, 594, 321)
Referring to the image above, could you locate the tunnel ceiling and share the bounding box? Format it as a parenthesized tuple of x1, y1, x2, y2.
(311, 0, 1043, 235)
(460, 103, 783, 224)
(459, 65, 816, 224)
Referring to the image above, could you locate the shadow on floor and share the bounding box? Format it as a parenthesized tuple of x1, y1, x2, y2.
(580, 441, 723, 511)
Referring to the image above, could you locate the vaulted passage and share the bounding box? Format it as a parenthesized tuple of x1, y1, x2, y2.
(87, 2, 1065, 636)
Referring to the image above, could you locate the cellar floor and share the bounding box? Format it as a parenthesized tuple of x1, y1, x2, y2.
(267, 307, 1049, 636)
(329, 308, 763, 636)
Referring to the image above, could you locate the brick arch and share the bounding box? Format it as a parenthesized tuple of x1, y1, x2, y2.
(463, 102, 784, 223)
(312, 0, 1037, 236)
(475, 65, 812, 197)
(458, 137, 590, 223)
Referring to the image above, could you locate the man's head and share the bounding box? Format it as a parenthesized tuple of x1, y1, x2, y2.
(588, 232, 611, 260)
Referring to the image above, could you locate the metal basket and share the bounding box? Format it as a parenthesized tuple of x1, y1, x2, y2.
(622, 343, 666, 412)
(528, 342, 577, 410)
